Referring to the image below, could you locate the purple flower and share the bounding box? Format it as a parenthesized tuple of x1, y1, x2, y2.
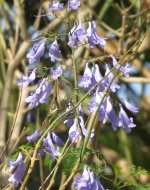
(69, 116, 94, 143)
(49, 40, 62, 62)
(68, 0, 80, 10)
(122, 100, 139, 114)
(51, 132, 64, 147)
(88, 89, 104, 113)
(43, 132, 61, 160)
(50, 65, 63, 80)
(87, 21, 107, 50)
(91, 64, 104, 91)
(8, 153, 23, 172)
(17, 68, 37, 88)
(25, 78, 51, 109)
(78, 62, 92, 90)
(110, 55, 130, 77)
(49, 1, 64, 12)
(27, 129, 40, 142)
(103, 65, 120, 92)
(74, 165, 105, 190)
(68, 20, 87, 48)
(8, 153, 25, 187)
(69, 118, 82, 143)
(26, 40, 45, 64)
(119, 105, 136, 133)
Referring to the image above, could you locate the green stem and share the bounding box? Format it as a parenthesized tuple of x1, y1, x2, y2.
(46, 140, 70, 190)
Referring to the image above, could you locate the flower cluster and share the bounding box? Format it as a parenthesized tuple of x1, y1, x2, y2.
(68, 20, 106, 49)
(12, 1, 140, 189)
(49, 0, 80, 12)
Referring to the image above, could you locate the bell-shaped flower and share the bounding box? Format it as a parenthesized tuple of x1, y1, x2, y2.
(68, 20, 87, 48)
(103, 65, 120, 92)
(49, 40, 62, 62)
(27, 129, 41, 143)
(87, 21, 107, 50)
(74, 165, 105, 190)
(26, 40, 45, 64)
(8, 153, 25, 188)
(122, 99, 139, 114)
(88, 89, 104, 114)
(78, 62, 92, 90)
(43, 132, 62, 160)
(51, 132, 64, 147)
(25, 78, 51, 109)
(68, 116, 94, 143)
(110, 55, 130, 77)
(91, 64, 105, 91)
(17, 68, 37, 88)
(79, 116, 94, 142)
(49, 1, 64, 12)
(69, 118, 82, 143)
(119, 105, 136, 133)
(68, 0, 80, 10)
(50, 65, 63, 80)
(8, 153, 23, 172)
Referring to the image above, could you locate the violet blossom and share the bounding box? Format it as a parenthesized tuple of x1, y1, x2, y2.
(87, 21, 107, 50)
(26, 40, 45, 64)
(27, 129, 40, 142)
(69, 116, 94, 143)
(50, 65, 63, 80)
(122, 99, 139, 114)
(49, 40, 62, 62)
(103, 64, 120, 93)
(49, 1, 64, 12)
(43, 132, 64, 160)
(119, 104, 136, 133)
(25, 78, 51, 109)
(78, 62, 93, 90)
(17, 68, 37, 88)
(74, 165, 105, 190)
(68, 0, 80, 10)
(68, 20, 87, 48)
(8, 153, 25, 187)
(110, 55, 130, 77)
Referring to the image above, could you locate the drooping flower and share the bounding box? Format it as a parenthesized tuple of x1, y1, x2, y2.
(103, 64, 120, 92)
(68, 0, 80, 10)
(91, 64, 104, 91)
(119, 104, 136, 133)
(68, 116, 94, 143)
(68, 20, 87, 48)
(17, 68, 37, 88)
(87, 21, 107, 50)
(49, 40, 62, 62)
(51, 132, 64, 147)
(25, 78, 51, 109)
(43, 132, 63, 160)
(78, 62, 92, 90)
(110, 55, 130, 77)
(88, 89, 119, 131)
(8, 153, 23, 172)
(27, 129, 40, 143)
(50, 65, 63, 80)
(122, 99, 139, 114)
(49, 1, 64, 12)
(68, 118, 82, 143)
(88, 88, 104, 114)
(74, 165, 105, 190)
(26, 40, 45, 64)
(8, 153, 25, 188)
